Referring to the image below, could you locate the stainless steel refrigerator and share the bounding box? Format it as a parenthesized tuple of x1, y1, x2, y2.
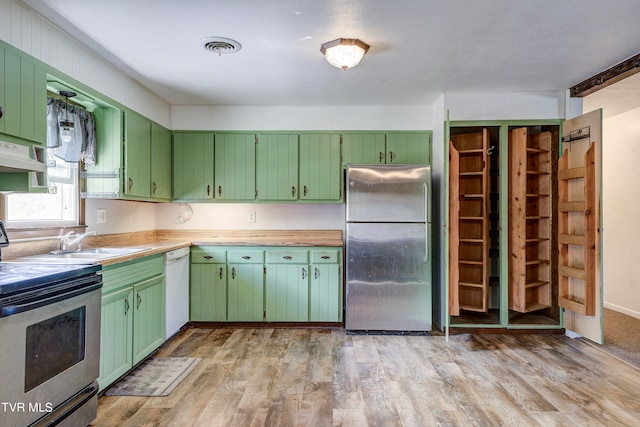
(345, 164, 431, 332)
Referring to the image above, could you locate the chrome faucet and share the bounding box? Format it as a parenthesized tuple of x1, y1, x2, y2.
(59, 230, 97, 252)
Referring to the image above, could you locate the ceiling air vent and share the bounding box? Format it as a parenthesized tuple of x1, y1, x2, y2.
(201, 37, 242, 55)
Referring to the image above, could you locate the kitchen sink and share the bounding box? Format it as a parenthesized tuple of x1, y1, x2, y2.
(6, 247, 151, 264)
(67, 247, 148, 256)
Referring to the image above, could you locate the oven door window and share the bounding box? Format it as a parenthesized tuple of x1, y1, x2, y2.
(24, 306, 86, 392)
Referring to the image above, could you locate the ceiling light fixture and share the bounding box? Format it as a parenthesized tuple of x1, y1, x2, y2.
(320, 38, 369, 70)
(59, 90, 76, 143)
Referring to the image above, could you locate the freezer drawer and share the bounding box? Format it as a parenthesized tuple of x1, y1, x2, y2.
(346, 222, 431, 331)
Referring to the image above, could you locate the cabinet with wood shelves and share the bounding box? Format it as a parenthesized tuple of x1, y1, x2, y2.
(446, 115, 602, 337)
(558, 135, 597, 316)
(508, 127, 552, 313)
(449, 129, 490, 315)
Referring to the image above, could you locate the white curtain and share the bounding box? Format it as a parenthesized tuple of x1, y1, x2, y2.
(46, 97, 97, 165)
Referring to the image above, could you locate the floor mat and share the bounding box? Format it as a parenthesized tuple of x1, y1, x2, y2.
(104, 357, 201, 397)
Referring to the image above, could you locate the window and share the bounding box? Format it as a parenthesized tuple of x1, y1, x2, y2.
(5, 152, 80, 228)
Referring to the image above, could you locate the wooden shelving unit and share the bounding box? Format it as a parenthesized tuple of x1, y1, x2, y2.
(558, 142, 596, 315)
(508, 128, 552, 313)
(449, 130, 489, 315)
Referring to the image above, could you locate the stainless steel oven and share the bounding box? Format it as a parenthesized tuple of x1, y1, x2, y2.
(0, 262, 102, 427)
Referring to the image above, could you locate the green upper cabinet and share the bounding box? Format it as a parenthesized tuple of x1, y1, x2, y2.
(386, 132, 431, 164)
(0, 43, 47, 144)
(342, 133, 386, 165)
(173, 132, 215, 201)
(82, 106, 123, 198)
(256, 133, 299, 201)
(342, 132, 431, 166)
(214, 133, 256, 200)
(299, 133, 341, 201)
(150, 122, 172, 201)
(124, 112, 172, 200)
(123, 110, 151, 198)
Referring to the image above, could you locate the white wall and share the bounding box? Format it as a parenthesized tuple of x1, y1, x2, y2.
(444, 91, 566, 120)
(600, 108, 640, 318)
(85, 199, 156, 234)
(155, 203, 344, 231)
(171, 105, 433, 131)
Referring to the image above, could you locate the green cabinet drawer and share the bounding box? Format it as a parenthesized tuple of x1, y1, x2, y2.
(228, 250, 264, 264)
(266, 250, 308, 264)
(191, 248, 227, 263)
(101, 255, 164, 292)
(310, 250, 340, 263)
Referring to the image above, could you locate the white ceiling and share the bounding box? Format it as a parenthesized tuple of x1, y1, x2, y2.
(23, 0, 640, 112)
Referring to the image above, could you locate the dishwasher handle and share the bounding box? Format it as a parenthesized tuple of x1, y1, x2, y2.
(165, 247, 190, 264)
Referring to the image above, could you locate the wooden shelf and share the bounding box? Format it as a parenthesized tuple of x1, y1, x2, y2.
(508, 128, 552, 314)
(449, 130, 490, 316)
(558, 143, 596, 316)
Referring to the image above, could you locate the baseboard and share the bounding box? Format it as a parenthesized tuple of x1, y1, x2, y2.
(604, 301, 640, 320)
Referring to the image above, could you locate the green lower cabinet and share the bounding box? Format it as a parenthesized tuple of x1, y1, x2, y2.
(227, 263, 265, 321)
(187, 246, 342, 324)
(310, 263, 341, 322)
(265, 264, 309, 321)
(190, 263, 227, 321)
(98, 256, 165, 391)
(132, 275, 166, 365)
(98, 286, 133, 390)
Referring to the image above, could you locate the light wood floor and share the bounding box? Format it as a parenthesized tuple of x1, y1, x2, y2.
(91, 327, 640, 426)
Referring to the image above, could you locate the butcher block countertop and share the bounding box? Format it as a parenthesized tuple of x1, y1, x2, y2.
(86, 229, 343, 267)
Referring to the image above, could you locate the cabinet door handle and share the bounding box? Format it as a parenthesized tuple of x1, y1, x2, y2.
(389, 151, 395, 162)
(136, 293, 142, 309)
(218, 185, 222, 197)
(219, 267, 224, 279)
(124, 297, 130, 316)
(314, 267, 319, 279)
(291, 186, 296, 197)
(203, 255, 213, 260)
(128, 177, 134, 192)
(302, 267, 306, 280)
(379, 151, 384, 163)
(152, 181, 157, 194)
(207, 185, 211, 196)
(321, 256, 330, 260)
(232, 267, 236, 279)
(283, 256, 292, 260)
(242, 256, 251, 260)
(303, 185, 308, 197)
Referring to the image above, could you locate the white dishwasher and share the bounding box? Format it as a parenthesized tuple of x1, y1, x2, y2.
(164, 246, 190, 339)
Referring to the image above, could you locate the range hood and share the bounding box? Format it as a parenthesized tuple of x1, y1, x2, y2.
(0, 141, 46, 173)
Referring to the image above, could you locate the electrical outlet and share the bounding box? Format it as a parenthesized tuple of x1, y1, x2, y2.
(248, 211, 256, 223)
(96, 209, 107, 224)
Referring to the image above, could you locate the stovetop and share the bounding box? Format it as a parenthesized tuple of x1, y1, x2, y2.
(0, 262, 101, 296)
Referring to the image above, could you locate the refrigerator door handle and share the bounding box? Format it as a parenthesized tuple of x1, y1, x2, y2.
(425, 225, 429, 264)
